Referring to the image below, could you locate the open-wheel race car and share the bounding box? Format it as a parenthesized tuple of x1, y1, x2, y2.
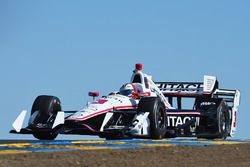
(10, 64, 240, 140)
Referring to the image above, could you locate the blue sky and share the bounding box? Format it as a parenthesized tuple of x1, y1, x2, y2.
(0, 1, 249, 140)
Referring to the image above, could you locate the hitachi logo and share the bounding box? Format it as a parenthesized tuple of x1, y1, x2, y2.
(158, 83, 203, 93)
(167, 116, 199, 127)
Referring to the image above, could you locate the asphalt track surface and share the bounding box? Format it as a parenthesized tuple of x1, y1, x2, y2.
(0, 138, 249, 154)
(1, 139, 250, 167)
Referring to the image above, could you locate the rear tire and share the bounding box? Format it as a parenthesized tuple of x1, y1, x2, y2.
(198, 100, 230, 140)
(138, 97, 167, 139)
(31, 95, 61, 140)
(216, 101, 230, 139)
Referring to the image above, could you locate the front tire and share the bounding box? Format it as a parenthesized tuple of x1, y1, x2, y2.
(33, 132, 58, 140)
(30, 95, 61, 140)
(138, 97, 167, 139)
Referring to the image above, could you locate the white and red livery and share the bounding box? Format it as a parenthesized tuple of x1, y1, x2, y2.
(10, 64, 240, 140)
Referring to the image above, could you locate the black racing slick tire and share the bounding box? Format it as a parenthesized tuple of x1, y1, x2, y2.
(30, 95, 61, 140)
(199, 100, 230, 140)
(216, 101, 230, 139)
(33, 132, 58, 140)
(138, 97, 167, 139)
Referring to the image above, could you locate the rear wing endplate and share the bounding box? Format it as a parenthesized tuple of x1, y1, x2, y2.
(213, 89, 240, 136)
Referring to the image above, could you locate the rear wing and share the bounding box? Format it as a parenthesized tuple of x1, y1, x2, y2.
(155, 75, 218, 97)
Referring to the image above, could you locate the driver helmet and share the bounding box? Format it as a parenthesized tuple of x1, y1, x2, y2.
(119, 83, 137, 97)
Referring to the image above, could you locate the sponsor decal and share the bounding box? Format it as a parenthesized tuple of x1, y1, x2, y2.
(200, 101, 216, 106)
(167, 116, 200, 127)
(158, 83, 203, 93)
(233, 111, 237, 127)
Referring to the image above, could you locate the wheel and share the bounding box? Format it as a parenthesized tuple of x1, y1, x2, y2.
(98, 134, 132, 140)
(216, 101, 230, 139)
(33, 132, 58, 140)
(138, 97, 167, 139)
(30, 95, 61, 140)
(31, 95, 61, 117)
(197, 100, 230, 140)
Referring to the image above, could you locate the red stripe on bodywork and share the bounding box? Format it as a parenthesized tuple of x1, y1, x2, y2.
(81, 123, 99, 132)
(67, 105, 136, 121)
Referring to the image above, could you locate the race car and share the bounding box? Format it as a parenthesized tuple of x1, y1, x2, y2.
(10, 64, 240, 140)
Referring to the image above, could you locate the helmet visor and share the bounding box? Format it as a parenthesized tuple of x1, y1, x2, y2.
(119, 89, 134, 96)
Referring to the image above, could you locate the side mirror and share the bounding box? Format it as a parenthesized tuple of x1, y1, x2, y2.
(88, 92, 100, 100)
